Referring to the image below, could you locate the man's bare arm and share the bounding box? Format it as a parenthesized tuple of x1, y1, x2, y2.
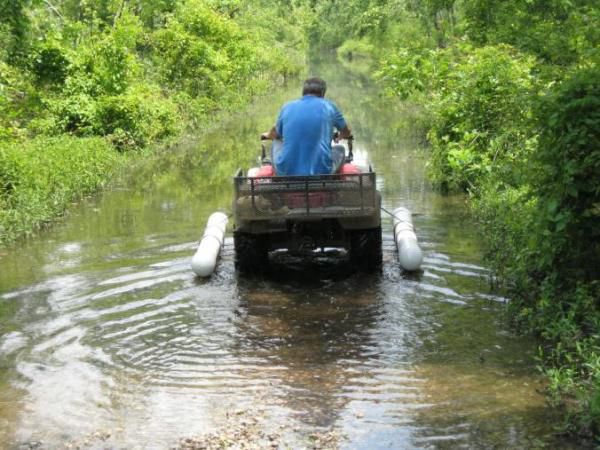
(260, 126, 280, 140)
(338, 126, 352, 139)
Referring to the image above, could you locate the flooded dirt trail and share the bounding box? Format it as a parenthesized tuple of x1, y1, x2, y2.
(0, 60, 575, 449)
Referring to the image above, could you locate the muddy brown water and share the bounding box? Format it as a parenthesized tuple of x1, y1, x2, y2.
(0, 61, 579, 449)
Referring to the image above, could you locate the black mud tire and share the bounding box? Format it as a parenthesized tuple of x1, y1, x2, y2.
(349, 227, 382, 273)
(234, 231, 269, 274)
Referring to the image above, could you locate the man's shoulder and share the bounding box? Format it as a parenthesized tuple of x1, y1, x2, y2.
(280, 98, 303, 114)
(281, 96, 341, 116)
(323, 98, 340, 110)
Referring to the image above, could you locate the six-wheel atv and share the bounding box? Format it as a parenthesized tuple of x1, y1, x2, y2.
(233, 138, 382, 274)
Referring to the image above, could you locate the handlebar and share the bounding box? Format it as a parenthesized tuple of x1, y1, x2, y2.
(261, 133, 353, 141)
(333, 131, 354, 141)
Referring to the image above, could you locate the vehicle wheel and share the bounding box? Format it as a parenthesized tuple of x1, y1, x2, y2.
(234, 231, 269, 274)
(349, 227, 382, 272)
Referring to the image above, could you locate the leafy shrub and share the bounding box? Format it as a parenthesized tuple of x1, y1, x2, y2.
(529, 66, 600, 287)
(30, 42, 69, 87)
(377, 46, 455, 100)
(95, 85, 182, 150)
(473, 182, 536, 287)
(40, 32, 138, 135)
(426, 45, 535, 191)
(47, 91, 98, 135)
(154, 20, 229, 100)
(380, 44, 536, 191)
(153, 0, 255, 100)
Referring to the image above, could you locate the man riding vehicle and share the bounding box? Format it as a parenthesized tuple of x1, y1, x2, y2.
(261, 77, 352, 176)
(233, 77, 381, 275)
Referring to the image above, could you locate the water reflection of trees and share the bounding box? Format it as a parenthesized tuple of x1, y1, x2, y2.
(232, 255, 383, 427)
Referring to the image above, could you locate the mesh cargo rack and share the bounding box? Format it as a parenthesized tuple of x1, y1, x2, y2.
(233, 169, 377, 220)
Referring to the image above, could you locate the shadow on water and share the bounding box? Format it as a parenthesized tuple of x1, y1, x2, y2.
(233, 254, 383, 430)
(260, 250, 357, 283)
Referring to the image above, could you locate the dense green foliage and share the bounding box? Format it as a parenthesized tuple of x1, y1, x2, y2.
(1, 0, 305, 144)
(532, 69, 599, 290)
(462, 0, 600, 66)
(0, 0, 306, 243)
(418, 44, 534, 192)
(303, 0, 600, 439)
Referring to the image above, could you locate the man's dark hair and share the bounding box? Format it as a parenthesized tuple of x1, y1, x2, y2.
(302, 77, 327, 97)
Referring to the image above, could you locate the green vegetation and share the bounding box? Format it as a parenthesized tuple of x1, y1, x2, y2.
(304, 0, 600, 440)
(1, 0, 598, 441)
(0, 136, 119, 242)
(0, 0, 306, 244)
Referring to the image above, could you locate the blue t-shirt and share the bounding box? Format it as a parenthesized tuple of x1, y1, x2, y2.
(274, 95, 347, 176)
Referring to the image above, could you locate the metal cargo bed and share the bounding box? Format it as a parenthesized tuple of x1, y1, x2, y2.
(233, 170, 377, 220)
